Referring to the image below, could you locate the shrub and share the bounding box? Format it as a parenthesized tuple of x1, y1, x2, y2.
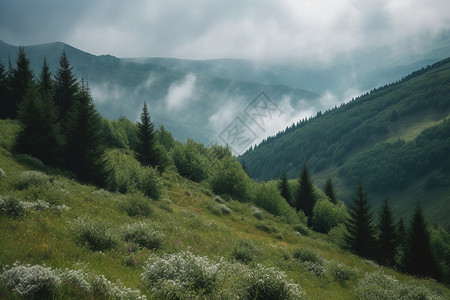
(256, 222, 278, 233)
(15, 154, 45, 169)
(142, 251, 219, 296)
(214, 195, 226, 204)
(122, 222, 163, 250)
(327, 223, 348, 248)
(211, 204, 231, 216)
(136, 166, 162, 200)
(0, 264, 60, 298)
(210, 157, 251, 200)
(121, 194, 153, 218)
(293, 248, 321, 264)
(303, 261, 326, 278)
(355, 271, 444, 300)
(0, 195, 25, 217)
(172, 141, 208, 182)
(312, 199, 348, 233)
(325, 260, 358, 282)
(73, 217, 118, 251)
(253, 208, 263, 220)
(293, 223, 310, 236)
(21, 199, 50, 211)
(242, 264, 305, 300)
(14, 170, 49, 190)
(232, 241, 258, 264)
(0, 167, 5, 179)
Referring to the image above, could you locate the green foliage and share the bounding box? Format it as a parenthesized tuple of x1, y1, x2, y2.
(325, 260, 358, 282)
(0, 119, 20, 151)
(328, 223, 348, 248)
(121, 222, 163, 250)
(296, 164, 316, 223)
(73, 217, 118, 252)
(136, 102, 158, 168)
(14, 170, 49, 190)
(156, 125, 175, 152)
(312, 199, 348, 233)
(324, 176, 338, 204)
(355, 271, 445, 300)
(293, 248, 321, 264)
(231, 240, 258, 263)
(377, 198, 397, 266)
(120, 193, 153, 218)
(211, 156, 251, 200)
(172, 140, 208, 182)
(278, 171, 291, 205)
(242, 264, 305, 300)
(345, 183, 376, 259)
(429, 225, 450, 284)
(107, 149, 162, 199)
(403, 205, 440, 279)
(255, 222, 278, 233)
(0, 195, 25, 218)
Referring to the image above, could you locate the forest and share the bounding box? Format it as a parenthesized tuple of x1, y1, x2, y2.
(1, 47, 450, 298)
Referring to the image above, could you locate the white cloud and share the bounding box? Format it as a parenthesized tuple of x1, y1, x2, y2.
(165, 74, 197, 111)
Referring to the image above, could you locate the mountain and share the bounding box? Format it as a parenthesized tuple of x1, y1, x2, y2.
(1, 120, 449, 299)
(0, 40, 319, 144)
(239, 57, 450, 229)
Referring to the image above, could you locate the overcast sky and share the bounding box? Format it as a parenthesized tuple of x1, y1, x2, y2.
(1, 0, 450, 60)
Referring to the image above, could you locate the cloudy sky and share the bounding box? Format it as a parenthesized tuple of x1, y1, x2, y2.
(1, 0, 450, 60)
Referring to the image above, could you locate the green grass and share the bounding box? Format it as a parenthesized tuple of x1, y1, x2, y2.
(1, 141, 449, 299)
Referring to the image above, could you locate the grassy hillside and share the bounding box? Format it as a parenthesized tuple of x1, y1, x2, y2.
(1, 123, 450, 299)
(0, 41, 319, 143)
(239, 57, 450, 228)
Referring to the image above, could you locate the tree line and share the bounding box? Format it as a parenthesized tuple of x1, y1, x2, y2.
(280, 164, 448, 283)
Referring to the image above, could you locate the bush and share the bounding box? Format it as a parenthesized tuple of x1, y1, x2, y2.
(242, 264, 305, 300)
(211, 204, 232, 216)
(0, 168, 5, 179)
(325, 260, 358, 282)
(0, 195, 25, 217)
(0, 264, 145, 299)
(312, 199, 348, 233)
(328, 223, 348, 248)
(136, 166, 162, 200)
(253, 208, 263, 220)
(142, 251, 219, 295)
(122, 222, 163, 250)
(293, 248, 321, 264)
(121, 194, 153, 218)
(210, 157, 251, 200)
(256, 222, 278, 233)
(21, 199, 50, 211)
(232, 241, 258, 264)
(355, 271, 444, 300)
(14, 170, 49, 190)
(15, 154, 45, 170)
(73, 217, 118, 251)
(293, 223, 310, 236)
(172, 140, 208, 182)
(0, 264, 60, 298)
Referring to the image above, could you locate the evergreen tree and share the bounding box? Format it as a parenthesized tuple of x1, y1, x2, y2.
(394, 217, 407, 268)
(296, 164, 316, 225)
(65, 79, 107, 185)
(54, 50, 78, 124)
(38, 57, 54, 98)
(136, 102, 158, 168)
(278, 171, 292, 206)
(403, 204, 440, 279)
(377, 198, 397, 266)
(9, 47, 34, 119)
(0, 61, 7, 118)
(324, 176, 337, 204)
(345, 183, 376, 259)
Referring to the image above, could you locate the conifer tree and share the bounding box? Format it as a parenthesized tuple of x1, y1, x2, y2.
(395, 217, 407, 268)
(296, 164, 316, 224)
(324, 176, 337, 204)
(136, 102, 158, 167)
(377, 198, 397, 266)
(0, 61, 7, 118)
(403, 204, 440, 279)
(278, 171, 292, 206)
(65, 79, 107, 185)
(345, 183, 376, 259)
(54, 50, 78, 124)
(9, 47, 34, 119)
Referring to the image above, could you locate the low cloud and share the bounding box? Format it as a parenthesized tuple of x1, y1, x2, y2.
(165, 74, 197, 111)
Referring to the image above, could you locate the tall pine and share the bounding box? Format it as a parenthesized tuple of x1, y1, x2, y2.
(377, 198, 397, 266)
(15, 59, 61, 165)
(403, 204, 440, 279)
(9, 47, 34, 119)
(65, 79, 107, 185)
(278, 171, 292, 206)
(324, 176, 337, 204)
(54, 50, 78, 125)
(136, 102, 158, 167)
(296, 164, 316, 225)
(345, 183, 376, 259)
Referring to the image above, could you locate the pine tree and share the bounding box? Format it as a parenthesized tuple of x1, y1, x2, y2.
(136, 102, 158, 167)
(395, 217, 407, 268)
(0, 60, 7, 118)
(54, 50, 78, 124)
(345, 183, 376, 259)
(403, 204, 440, 279)
(377, 198, 397, 266)
(324, 176, 337, 204)
(278, 171, 292, 206)
(9, 47, 34, 119)
(296, 164, 316, 224)
(65, 79, 107, 185)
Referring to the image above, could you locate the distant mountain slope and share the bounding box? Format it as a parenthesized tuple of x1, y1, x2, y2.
(239, 57, 450, 228)
(0, 41, 319, 143)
